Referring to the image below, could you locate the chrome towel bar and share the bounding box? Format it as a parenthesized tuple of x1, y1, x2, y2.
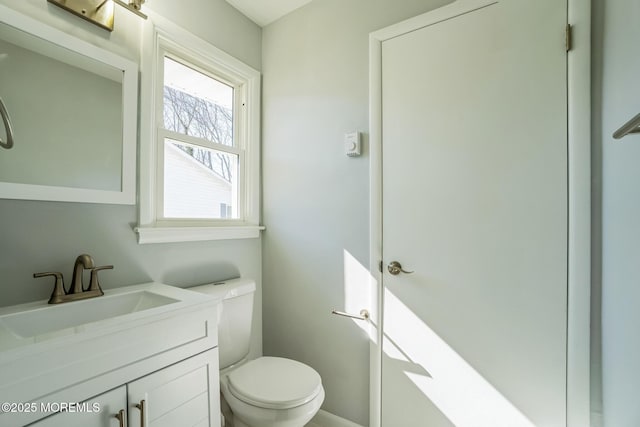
(331, 309, 370, 321)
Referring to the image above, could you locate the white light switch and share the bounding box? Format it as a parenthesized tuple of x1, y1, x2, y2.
(345, 132, 361, 157)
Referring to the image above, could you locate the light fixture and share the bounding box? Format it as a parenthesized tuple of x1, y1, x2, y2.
(47, 0, 148, 32)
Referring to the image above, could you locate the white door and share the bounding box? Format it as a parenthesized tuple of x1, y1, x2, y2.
(378, 1, 568, 426)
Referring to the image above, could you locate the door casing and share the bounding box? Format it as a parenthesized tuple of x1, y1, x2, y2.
(367, 1, 591, 425)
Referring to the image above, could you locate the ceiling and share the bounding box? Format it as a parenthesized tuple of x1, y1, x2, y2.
(225, 0, 313, 27)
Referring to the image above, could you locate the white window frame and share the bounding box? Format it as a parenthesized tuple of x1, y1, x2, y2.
(136, 13, 262, 244)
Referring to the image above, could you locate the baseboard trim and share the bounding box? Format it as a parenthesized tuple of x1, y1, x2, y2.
(309, 410, 365, 427)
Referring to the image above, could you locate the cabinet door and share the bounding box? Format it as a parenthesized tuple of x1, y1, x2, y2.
(29, 386, 127, 427)
(127, 349, 220, 427)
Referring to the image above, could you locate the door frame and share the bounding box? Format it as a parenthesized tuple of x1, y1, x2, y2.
(368, 1, 591, 426)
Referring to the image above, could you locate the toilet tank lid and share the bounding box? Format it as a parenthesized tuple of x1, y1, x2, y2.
(188, 278, 256, 300)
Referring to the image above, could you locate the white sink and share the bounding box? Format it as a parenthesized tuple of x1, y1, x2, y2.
(0, 290, 178, 338)
(0, 282, 218, 353)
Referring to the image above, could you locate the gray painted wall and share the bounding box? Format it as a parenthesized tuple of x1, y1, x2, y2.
(593, 0, 640, 426)
(0, 0, 263, 360)
(261, 1, 452, 424)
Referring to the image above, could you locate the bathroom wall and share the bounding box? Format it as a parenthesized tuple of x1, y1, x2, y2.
(593, 0, 640, 426)
(0, 0, 264, 359)
(261, 1, 452, 424)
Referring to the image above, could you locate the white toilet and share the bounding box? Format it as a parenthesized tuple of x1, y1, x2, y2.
(190, 278, 325, 427)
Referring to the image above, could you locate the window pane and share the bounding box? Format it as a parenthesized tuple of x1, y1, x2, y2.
(163, 57, 234, 146)
(163, 139, 239, 219)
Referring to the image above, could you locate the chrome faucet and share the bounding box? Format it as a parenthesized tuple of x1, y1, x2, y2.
(34, 254, 113, 304)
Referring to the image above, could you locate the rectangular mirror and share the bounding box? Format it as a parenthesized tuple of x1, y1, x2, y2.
(0, 5, 137, 204)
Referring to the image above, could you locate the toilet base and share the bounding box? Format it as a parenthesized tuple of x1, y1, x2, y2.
(221, 393, 235, 427)
(233, 418, 250, 427)
(220, 393, 254, 427)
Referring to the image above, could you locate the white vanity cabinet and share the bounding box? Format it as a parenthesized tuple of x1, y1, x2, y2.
(30, 350, 220, 427)
(0, 283, 221, 427)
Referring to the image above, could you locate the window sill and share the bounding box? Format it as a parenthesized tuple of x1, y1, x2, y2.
(134, 225, 265, 244)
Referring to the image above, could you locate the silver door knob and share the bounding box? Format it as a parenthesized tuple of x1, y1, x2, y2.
(388, 261, 414, 275)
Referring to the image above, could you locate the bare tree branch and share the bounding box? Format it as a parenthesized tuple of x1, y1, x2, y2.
(163, 86, 234, 182)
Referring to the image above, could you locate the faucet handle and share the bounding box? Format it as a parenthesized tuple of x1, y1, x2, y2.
(88, 265, 113, 293)
(34, 272, 66, 304)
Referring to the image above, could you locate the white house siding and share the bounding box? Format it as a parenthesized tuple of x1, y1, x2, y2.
(164, 142, 232, 218)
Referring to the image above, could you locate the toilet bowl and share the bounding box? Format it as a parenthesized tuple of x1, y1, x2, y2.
(220, 357, 324, 427)
(190, 279, 324, 427)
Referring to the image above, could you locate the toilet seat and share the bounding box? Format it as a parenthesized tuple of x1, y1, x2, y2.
(227, 357, 322, 410)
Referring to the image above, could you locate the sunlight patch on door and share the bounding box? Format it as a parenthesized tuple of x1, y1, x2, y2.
(384, 289, 535, 427)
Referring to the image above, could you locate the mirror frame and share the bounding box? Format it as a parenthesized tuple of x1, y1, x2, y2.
(0, 4, 137, 204)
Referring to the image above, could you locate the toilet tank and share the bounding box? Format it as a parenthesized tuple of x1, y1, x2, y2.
(189, 278, 256, 370)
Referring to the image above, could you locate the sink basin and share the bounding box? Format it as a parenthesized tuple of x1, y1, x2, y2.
(0, 290, 178, 338)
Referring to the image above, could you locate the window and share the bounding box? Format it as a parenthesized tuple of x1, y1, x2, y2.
(161, 57, 239, 220)
(136, 18, 261, 243)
